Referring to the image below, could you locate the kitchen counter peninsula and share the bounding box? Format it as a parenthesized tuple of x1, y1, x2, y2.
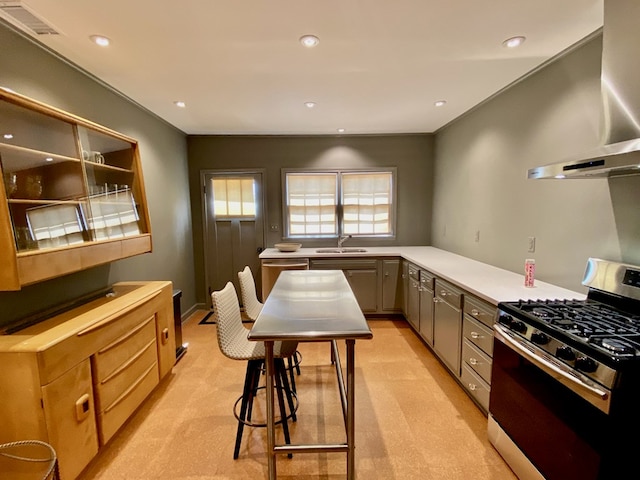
(259, 246, 584, 304)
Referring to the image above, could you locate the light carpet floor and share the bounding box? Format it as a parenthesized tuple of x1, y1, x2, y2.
(77, 311, 516, 480)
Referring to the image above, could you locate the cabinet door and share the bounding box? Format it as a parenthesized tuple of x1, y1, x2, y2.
(419, 285, 434, 345)
(345, 269, 378, 313)
(407, 277, 420, 330)
(41, 358, 98, 480)
(433, 299, 462, 376)
(401, 260, 409, 315)
(381, 259, 402, 311)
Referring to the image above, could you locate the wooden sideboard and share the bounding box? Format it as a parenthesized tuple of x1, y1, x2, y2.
(0, 280, 175, 479)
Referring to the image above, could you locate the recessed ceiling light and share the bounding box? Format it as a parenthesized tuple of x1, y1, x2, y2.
(90, 35, 110, 47)
(300, 35, 320, 48)
(337, 128, 345, 133)
(305, 102, 316, 108)
(502, 36, 526, 48)
(434, 100, 447, 107)
(3, 133, 13, 139)
(174, 101, 186, 108)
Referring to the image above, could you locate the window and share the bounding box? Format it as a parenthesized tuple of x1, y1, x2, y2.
(211, 177, 256, 217)
(283, 169, 395, 238)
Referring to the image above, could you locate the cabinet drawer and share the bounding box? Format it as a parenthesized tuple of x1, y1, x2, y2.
(93, 339, 158, 413)
(435, 279, 462, 308)
(408, 263, 419, 280)
(463, 315, 494, 356)
(463, 295, 496, 328)
(461, 363, 490, 413)
(97, 361, 159, 445)
(419, 269, 435, 290)
(92, 315, 156, 382)
(311, 258, 377, 270)
(462, 338, 492, 384)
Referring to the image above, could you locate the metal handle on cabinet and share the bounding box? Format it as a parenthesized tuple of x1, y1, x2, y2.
(433, 298, 442, 303)
(470, 332, 481, 339)
(468, 383, 477, 391)
(469, 358, 478, 366)
(384, 272, 389, 277)
(471, 308, 480, 316)
(75, 393, 91, 422)
(440, 290, 447, 296)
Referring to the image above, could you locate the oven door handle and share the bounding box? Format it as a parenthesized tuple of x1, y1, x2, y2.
(494, 324, 611, 413)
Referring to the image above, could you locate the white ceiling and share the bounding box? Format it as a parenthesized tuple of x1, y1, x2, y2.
(2, 0, 603, 135)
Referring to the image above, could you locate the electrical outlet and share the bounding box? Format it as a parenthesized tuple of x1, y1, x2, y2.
(528, 236, 536, 253)
(474, 230, 480, 243)
(270, 224, 279, 232)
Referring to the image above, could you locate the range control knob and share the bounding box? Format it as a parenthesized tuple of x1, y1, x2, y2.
(556, 345, 576, 361)
(575, 356, 598, 373)
(531, 331, 550, 345)
(511, 321, 527, 334)
(498, 313, 513, 327)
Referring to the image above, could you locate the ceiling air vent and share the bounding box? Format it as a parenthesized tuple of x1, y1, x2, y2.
(0, 1, 58, 35)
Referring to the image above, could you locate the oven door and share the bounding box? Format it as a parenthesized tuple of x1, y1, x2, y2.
(489, 324, 611, 480)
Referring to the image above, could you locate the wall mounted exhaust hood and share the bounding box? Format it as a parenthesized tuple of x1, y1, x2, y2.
(528, 0, 640, 179)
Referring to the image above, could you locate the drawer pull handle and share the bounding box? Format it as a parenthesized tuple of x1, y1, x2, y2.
(471, 308, 480, 316)
(162, 327, 170, 345)
(468, 383, 477, 391)
(471, 332, 481, 339)
(75, 393, 91, 422)
(469, 358, 478, 365)
(433, 298, 442, 303)
(440, 290, 447, 296)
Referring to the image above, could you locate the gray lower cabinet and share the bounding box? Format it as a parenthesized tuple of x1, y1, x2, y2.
(344, 268, 378, 312)
(381, 259, 403, 312)
(310, 258, 378, 313)
(406, 263, 420, 330)
(401, 260, 409, 316)
(433, 279, 463, 376)
(461, 294, 496, 412)
(418, 270, 435, 345)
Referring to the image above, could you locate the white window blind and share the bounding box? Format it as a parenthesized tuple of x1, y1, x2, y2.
(342, 172, 393, 235)
(286, 173, 337, 235)
(212, 177, 256, 217)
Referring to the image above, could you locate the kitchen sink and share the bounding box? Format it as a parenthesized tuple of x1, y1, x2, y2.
(315, 248, 368, 253)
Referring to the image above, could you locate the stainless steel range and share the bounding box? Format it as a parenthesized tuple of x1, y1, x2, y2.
(488, 258, 640, 480)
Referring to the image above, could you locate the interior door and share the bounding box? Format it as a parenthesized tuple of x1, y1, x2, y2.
(203, 171, 265, 306)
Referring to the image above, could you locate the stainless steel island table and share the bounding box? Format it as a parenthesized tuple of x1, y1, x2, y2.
(248, 269, 373, 480)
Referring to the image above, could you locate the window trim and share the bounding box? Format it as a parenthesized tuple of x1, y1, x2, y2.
(281, 167, 397, 240)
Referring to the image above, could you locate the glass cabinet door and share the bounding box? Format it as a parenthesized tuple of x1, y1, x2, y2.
(77, 126, 147, 241)
(0, 99, 87, 252)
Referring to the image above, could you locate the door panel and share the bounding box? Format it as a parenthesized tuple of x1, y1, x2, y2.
(203, 171, 265, 306)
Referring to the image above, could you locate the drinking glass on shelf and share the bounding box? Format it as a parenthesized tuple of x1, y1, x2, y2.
(3, 172, 17, 198)
(25, 175, 43, 199)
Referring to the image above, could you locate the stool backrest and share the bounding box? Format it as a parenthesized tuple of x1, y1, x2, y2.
(238, 265, 263, 320)
(211, 282, 252, 360)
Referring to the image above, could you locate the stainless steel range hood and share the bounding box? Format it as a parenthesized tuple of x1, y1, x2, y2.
(528, 0, 640, 179)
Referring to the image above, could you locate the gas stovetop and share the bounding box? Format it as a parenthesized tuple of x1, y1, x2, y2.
(499, 298, 640, 361)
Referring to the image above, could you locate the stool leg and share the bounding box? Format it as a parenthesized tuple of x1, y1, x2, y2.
(247, 359, 262, 423)
(274, 359, 293, 458)
(234, 360, 260, 460)
(294, 351, 301, 375)
(278, 358, 297, 423)
(287, 356, 297, 394)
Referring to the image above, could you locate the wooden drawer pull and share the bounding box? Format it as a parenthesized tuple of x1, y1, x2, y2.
(77, 291, 161, 336)
(101, 338, 157, 384)
(97, 316, 154, 354)
(75, 393, 91, 422)
(104, 363, 157, 413)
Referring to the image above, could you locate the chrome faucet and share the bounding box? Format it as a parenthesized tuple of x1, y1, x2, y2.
(338, 234, 352, 248)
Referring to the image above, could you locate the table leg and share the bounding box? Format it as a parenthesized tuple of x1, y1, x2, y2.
(265, 341, 276, 480)
(346, 339, 355, 480)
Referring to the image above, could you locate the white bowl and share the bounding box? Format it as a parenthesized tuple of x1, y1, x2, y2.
(275, 243, 302, 252)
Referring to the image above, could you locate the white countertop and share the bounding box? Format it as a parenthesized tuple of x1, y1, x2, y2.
(260, 246, 585, 305)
